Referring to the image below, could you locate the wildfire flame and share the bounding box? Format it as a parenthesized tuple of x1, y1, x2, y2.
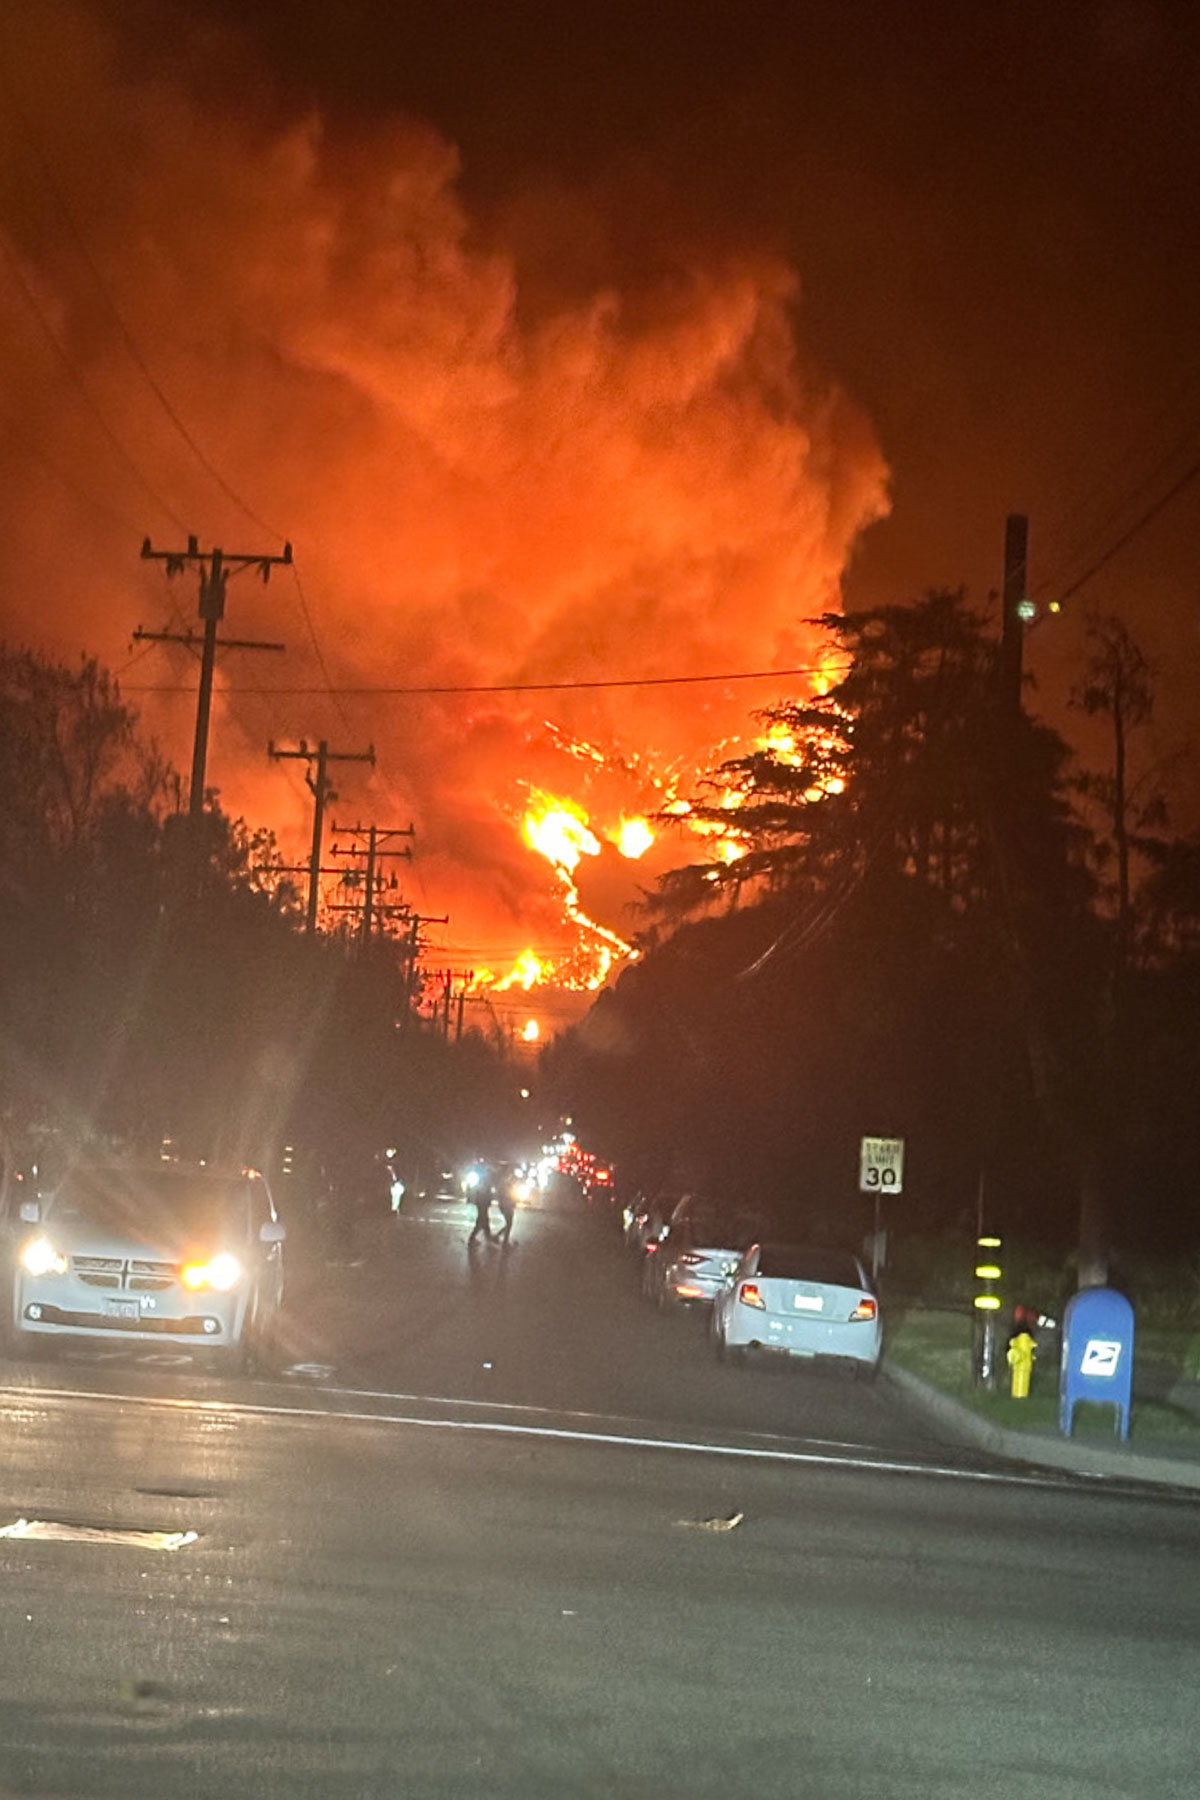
(522, 794, 601, 873)
(475, 791, 643, 995)
(613, 816, 655, 860)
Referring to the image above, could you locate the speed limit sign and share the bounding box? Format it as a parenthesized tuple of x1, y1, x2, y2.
(859, 1135, 905, 1194)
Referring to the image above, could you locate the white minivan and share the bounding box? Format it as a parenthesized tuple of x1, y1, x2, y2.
(10, 1161, 285, 1371)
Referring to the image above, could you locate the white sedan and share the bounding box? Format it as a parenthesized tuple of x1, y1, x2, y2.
(712, 1243, 881, 1377)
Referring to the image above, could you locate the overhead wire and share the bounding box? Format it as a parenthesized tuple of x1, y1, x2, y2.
(0, 46, 288, 548)
(0, 228, 189, 534)
(120, 660, 847, 698)
(1032, 402, 1200, 603)
(1047, 454, 1200, 611)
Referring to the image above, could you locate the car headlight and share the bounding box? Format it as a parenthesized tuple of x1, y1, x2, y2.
(181, 1252, 243, 1291)
(20, 1237, 68, 1277)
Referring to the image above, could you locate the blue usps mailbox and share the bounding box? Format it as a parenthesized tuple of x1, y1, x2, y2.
(1060, 1287, 1135, 1440)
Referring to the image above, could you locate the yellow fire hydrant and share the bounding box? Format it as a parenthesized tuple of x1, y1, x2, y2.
(1007, 1331, 1036, 1399)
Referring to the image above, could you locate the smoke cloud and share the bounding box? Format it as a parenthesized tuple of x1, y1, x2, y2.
(0, 3, 889, 971)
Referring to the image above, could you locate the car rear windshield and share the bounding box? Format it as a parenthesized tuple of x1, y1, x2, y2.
(757, 1245, 866, 1287)
(683, 1206, 765, 1247)
(49, 1168, 251, 1246)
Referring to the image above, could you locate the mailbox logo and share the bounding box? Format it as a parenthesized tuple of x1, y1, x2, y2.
(1080, 1338, 1122, 1377)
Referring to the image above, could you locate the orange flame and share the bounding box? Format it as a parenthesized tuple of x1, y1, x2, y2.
(523, 793, 601, 872)
(613, 816, 655, 859)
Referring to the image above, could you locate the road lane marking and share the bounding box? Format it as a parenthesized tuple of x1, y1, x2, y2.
(319, 1382, 876, 1455)
(0, 1379, 1111, 1491)
(0, 1518, 198, 1550)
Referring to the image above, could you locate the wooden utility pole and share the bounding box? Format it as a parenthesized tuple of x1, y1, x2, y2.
(137, 536, 291, 821)
(268, 739, 375, 933)
(999, 513, 1029, 715)
(330, 822, 415, 945)
(399, 913, 448, 1026)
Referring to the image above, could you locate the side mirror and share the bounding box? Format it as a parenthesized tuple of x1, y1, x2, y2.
(260, 1220, 286, 1244)
(18, 1200, 40, 1225)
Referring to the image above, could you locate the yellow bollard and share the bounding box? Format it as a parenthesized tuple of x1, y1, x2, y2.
(1007, 1331, 1036, 1399)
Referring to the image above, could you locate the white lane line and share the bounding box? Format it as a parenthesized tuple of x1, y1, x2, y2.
(0, 1381, 1088, 1490)
(319, 1383, 874, 1455)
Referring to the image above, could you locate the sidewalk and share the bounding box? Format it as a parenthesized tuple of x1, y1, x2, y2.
(884, 1360, 1200, 1495)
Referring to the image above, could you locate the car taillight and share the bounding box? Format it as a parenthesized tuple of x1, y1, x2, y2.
(739, 1282, 766, 1309)
(674, 1282, 706, 1299)
(679, 1252, 705, 1266)
(849, 1296, 877, 1321)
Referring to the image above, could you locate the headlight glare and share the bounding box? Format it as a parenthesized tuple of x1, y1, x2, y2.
(21, 1237, 68, 1278)
(181, 1252, 243, 1291)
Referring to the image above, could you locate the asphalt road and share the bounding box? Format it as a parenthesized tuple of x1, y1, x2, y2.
(1, 1196, 1198, 1799)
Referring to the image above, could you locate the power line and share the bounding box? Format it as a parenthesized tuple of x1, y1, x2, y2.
(289, 563, 355, 734)
(1033, 412, 1200, 600)
(0, 229, 188, 533)
(0, 47, 286, 544)
(1051, 455, 1200, 610)
(121, 661, 847, 699)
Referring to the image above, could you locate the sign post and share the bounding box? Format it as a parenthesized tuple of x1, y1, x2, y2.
(859, 1136, 904, 1282)
(973, 1235, 1004, 1389)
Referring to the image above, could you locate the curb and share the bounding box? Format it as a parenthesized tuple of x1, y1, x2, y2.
(883, 1362, 1200, 1494)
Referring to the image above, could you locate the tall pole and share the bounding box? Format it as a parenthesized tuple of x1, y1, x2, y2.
(269, 739, 375, 933)
(362, 824, 378, 942)
(999, 513, 1029, 715)
(191, 555, 221, 825)
(306, 741, 330, 936)
(137, 536, 291, 823)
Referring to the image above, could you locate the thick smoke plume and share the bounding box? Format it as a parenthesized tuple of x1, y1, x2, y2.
(0, 3, 888, 971)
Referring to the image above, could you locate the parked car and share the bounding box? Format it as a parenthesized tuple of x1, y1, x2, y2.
(9, 1160, 286, 1371)
(624, 1190, 680, 1254)
(644, 1196, 769, 1308)
(711, 1242, 881, 1376)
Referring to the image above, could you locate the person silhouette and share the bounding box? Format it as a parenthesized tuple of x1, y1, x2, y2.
(468, 1181, 495, 1245)
(496, 1178, 515, 1247)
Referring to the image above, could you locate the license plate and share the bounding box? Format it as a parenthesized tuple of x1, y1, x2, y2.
(105, 1299, 141, 1320)
(793, 1294, 824, 1312)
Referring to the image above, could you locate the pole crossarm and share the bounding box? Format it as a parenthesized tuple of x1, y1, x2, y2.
(141, 535, 293, 582)
(133, 627, 286, 654)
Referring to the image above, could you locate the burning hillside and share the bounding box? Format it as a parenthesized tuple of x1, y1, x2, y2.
(0, 3, 889, 1002)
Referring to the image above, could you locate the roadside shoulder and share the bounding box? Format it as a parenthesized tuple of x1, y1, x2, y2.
(884, 1361, 1200, 1494)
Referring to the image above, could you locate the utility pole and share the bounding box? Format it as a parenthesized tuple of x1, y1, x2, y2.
(268, 739, 375, 933)
(999, 513, 1030, 715)
(137, 536, 291, 822)
(330, 822, 415, 946)
(455, 974, 476, 1042)
(399, 912, 448, 1026)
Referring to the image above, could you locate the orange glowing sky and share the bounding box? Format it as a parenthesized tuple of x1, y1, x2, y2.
(13, 3, 1196, 999)
(0, 4, 890, 984)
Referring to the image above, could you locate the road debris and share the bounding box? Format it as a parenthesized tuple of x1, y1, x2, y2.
(675, 1511, 744, 1532)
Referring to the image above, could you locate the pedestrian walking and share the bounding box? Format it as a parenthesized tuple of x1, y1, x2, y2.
(468, 1182, 495, 1245)
(496, 1178, 515, 1247)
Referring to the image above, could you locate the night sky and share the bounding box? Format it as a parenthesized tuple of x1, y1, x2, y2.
(2, 1, 1197, 978)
